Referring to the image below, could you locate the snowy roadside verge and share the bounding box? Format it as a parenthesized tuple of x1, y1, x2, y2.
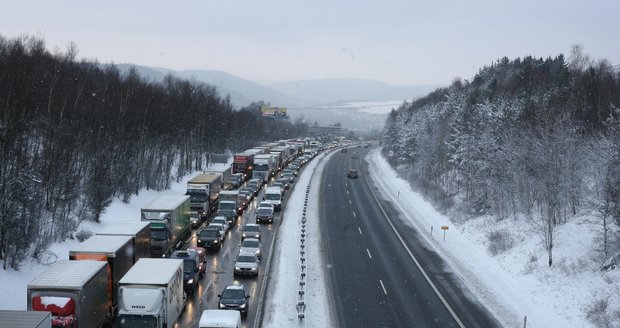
(366, 147, 606, 328)
(261, 151, 334, 328)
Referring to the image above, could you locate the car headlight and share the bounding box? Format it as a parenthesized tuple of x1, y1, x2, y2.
(250, 267, 257, 271)
(188, 279, 194, 285)
(239, 303, 247, 309)
(214, 240, 219, 243)
(242, 233, 247, 237)
(219, 303, 225, 309)
(235, 267, 241, 271)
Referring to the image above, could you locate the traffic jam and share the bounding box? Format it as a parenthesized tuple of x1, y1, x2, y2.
(25, 138, 325, 328)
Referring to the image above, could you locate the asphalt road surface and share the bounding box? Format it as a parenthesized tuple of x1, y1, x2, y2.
(320, 146, 501, 328)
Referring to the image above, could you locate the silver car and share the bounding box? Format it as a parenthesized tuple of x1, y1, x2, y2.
(241, 224, 261, 241)
(239, 238, 262, 260)
(234, 250, 260, 276)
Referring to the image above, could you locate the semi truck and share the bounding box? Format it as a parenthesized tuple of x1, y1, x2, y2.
(219, 190, 242, 214)
(141, 195, 191, 258)
(68, 235, 135, 311)
(253, 154, 275, 183)
(205, 164, 232, 190)
(27, 260, 109, 328)
(96, 221, 151, 262)
(117, 258, 185, 328)
(186, 173, 222, 219)
(0, 310, 51, 328)
(232, 152, 254, 182)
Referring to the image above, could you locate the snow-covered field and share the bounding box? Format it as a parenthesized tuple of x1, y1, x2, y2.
(1, 148, 618, 328)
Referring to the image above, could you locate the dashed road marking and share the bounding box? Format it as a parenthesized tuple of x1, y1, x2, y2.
(366, 248, 372, 259)
(379, 280, 388, 294)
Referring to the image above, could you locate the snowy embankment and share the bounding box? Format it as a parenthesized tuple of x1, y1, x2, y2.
(367, 148, 620, 328)
(262, 150, 334, 328)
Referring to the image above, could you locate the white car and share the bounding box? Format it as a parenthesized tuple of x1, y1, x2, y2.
(234, 250, 260, 276)
(211, 216, 231, 231)
(258, 201, 275, 211)
(239, 238, 262, 260)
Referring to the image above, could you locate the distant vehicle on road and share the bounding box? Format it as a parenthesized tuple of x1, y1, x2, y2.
(347, 169, 358, 179)
(241, 224, 262, 241)
(256, 206, 275, 223)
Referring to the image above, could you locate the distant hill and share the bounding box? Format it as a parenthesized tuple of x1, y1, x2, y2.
(270, 78, 439, 104)
(115, 64, 308, 107)
(113, 64, 441, 131)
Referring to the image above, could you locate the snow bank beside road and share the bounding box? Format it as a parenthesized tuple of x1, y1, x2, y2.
(368, 148, 619, 328)
(262, 151, 334, 328)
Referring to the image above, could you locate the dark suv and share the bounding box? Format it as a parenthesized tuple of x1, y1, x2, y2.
(218, 284, 250, 317)
(170, 250, 201, 293)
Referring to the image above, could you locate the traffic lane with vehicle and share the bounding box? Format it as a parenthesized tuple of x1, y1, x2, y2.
(175, 195, 279, 328)
(321, 150, 499, 327)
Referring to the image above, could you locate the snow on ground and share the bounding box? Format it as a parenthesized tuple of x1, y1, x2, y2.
(2, 148, 618, 328)
(262, 151, 334, 328)
(366, 148, 620, 328)
(0, 165, 218, 311)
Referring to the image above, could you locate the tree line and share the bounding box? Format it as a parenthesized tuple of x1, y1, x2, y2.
(383, 46, 620, 268)
(0, 35, 307, 269)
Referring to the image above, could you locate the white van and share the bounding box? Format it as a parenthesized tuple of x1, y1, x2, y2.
(199, 309, 241, 328)
(264, 186, 282, 211)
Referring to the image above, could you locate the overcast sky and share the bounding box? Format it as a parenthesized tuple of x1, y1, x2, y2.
(2, 0, 619, 86)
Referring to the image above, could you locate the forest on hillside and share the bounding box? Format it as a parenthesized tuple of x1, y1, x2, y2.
(383, 46, 620, 268)
(0, 35, 307, 269)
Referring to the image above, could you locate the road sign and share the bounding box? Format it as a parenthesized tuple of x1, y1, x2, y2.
(441, 226, 449, 230)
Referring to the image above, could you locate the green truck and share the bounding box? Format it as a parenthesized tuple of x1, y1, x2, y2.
(141, 195, 191, 258)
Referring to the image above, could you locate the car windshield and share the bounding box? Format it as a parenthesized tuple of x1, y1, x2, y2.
(219, 202, 236, 210)
(257, 208, 273, 216)
(237, 255, 256, 263)
(212, 219, 226, 225)
(200, 229, 218, 237)
(222, 289, 246, 299)
(242, 239, 259, 247)
(244, 225, 259, 232)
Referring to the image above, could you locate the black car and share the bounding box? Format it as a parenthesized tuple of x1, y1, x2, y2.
(255, 207, 275, 223)
(218, 284, 250, 317)
(347, 169, 358, 179)
(197, 227, 223, 250)
(170, 250, 201, 293)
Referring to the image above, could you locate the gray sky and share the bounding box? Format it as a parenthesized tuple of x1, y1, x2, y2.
(2, 0, 619, 86)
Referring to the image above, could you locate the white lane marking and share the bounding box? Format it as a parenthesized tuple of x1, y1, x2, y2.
(358, 227, 363, 235)
(379, 279, 388, 294)
(346, 190, 350, 195)
(364, 176, 466, 328)
(352, 211, 356, 218)
(349, 199, 352, 204)
(366, 248, 372, 259)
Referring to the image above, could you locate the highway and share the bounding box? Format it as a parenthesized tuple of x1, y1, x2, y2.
(320, 146, 500, 327)
(173, 186, 280, 328)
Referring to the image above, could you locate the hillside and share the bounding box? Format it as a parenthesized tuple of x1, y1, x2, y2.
(383, 54, 620, 327)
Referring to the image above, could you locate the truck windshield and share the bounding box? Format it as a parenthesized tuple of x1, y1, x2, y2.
(265, 193, 280, 201)
(151, 228, 167, 241)
(183, 260, 195, 273)
(118, 315, 157, 328)
(189, 195, 207, 202)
